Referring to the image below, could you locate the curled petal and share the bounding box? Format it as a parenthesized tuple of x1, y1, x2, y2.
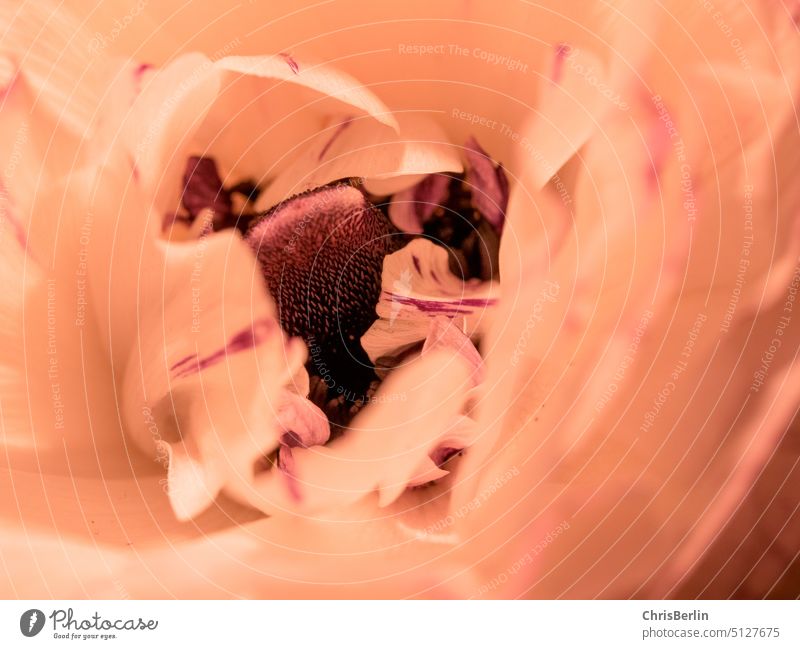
(156, 440, 224, 522)
(242, 347, 476, 514)
(216, 54, 396, 129)
(415, 415, 479, 487)
(276, 391, 330, 449)
(422, 316, 485, 387)
(121, 229, 308, 520)
(121, 51, 400, 225)
(517, 46, 610, 190)
(257, 112, 462, 210)
(362, 238, 499, 363)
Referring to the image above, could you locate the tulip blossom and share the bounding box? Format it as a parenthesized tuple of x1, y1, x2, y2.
(0, 0, 799, 600)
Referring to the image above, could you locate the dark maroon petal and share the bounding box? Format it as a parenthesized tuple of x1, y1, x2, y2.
(413, 173, 451, 221)
(228, 179, 261, 202)
(464, 137, 509, 233)
(182, 155, 232, 222)
(389, 173, 451, 233)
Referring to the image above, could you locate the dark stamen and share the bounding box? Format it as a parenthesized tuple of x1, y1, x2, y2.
(170, 156, 262, 236)
(229, 180, 262, 203)
(373, 173, 500, 281)
(182, 156, 232, 223)
(246, 183, 403, 408)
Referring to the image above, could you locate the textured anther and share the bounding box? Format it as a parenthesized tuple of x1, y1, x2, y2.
(246, 183, 401, 392)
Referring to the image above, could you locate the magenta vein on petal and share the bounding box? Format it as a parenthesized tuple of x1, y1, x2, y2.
(318, 116, 354, 161)
(171, 317, 277, 379)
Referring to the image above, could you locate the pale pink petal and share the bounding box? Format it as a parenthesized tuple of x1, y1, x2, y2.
(276, 390, 330, 449)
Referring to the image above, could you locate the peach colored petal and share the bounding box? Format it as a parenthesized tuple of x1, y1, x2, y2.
(3, 0, 800, 601)
(237, 347, 474, 515)
(120, 51, 400, 226)
(0, 3, 109, 136)
(120, 230, 308, 520)
(422, 316, 485, 388)
(452, 49, 800, 598)
(122, 53, 222, 209)
(215, 54, 396, 129)
(275, 390, 330, 449)
(362, 239, 499, 363)
(257, 112, 462, 210)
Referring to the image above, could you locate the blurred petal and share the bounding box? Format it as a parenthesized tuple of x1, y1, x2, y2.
(254, 347, 475, 513)
(121, 230, 307, 520)
(422, 316, 485, 388)
(464, 136, 509, 232)
(0, 2, 111, 136)
(453, 29, 800, 597)
(276, 391, 330, 449)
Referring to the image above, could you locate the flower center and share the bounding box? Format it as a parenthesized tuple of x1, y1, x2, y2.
(246, 182, 402, 404)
